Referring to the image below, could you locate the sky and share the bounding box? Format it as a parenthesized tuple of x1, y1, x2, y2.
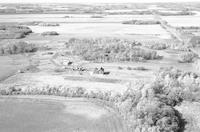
(0, 0, 199, 3)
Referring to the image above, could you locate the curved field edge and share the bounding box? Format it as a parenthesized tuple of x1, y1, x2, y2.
(0, 77, 182, 132)
(0, 95, 128, 132)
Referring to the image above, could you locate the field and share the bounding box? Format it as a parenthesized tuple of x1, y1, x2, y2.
(1, 2, 200, 132)
(0, 55, 29, 81)
(162, 15, 200, 27)
(0, 96, 127, 132)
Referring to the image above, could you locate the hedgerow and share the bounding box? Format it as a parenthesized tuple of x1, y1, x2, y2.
(0, 41, 37, 55)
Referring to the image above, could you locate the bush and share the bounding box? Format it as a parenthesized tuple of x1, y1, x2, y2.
(118, 66, 123, 70)
(127, 67, 132, 70)
(146, 43, 167, 50)
(0, 25, 32, 39)
(178, 52, 197, 63)
(151, 82, 183, 106)
(41, 31, 59, 36)
(91, 15, 104, 18)
(0, 41, 37, 55)
(134, 98, 180, 132)
(0, 25, 32, 34)
(155, 67, 200, 103)
(133, 66, 148, 71)
(54, 67, 65, 72)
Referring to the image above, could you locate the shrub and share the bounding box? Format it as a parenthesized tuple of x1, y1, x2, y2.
(91, 15, 104, 18)
(41, 31, 59, 36)
(155, 67, 200, 103)
(118, 66, 123, 70)
(0, 41, 37, 55)
(0, 25, 32, 39)
(152, 82, 184, 106)
(178, 52, 197, 63)
(54, 67, 65, 72)
(129, 97, 180, 132)
(146, 43, 167, 50)
(133, 66, 148, 71)
(127, 67, 132, 70)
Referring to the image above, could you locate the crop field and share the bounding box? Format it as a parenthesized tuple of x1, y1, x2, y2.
(29, 23, 170, 38)
(0, 55, 29, 82)
(0, 14, 154, 23)
(0, 96, 127, 132)
(162, 12, 200, 27)
(0, 2, 200, 132)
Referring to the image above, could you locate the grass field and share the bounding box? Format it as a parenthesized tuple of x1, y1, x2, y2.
(162, 15, 200, 27)
(0, 55, 29, 82)
(0, 96, 127, 132)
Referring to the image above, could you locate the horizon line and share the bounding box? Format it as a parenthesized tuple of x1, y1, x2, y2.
(0, 2, 200, 4)
(0, 0, 200, 4)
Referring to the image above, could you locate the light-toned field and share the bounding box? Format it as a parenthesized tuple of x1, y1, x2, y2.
(0, 96, 127, 132)
(0, 14, 154, 23)
(0, 55, 29, 82)
(0, 14, 170, 39)
(29, 23, 170, 39)
(175, 101, 200, 132)
(162, 15, 200, 27)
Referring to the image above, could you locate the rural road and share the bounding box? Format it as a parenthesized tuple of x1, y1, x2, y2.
(154, 13, 184, 43)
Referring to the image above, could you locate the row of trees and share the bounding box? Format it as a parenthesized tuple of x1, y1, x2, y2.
(122, 20, 160, 25)
(0, 41, 37, 55)
(156, 11, 195, 16)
